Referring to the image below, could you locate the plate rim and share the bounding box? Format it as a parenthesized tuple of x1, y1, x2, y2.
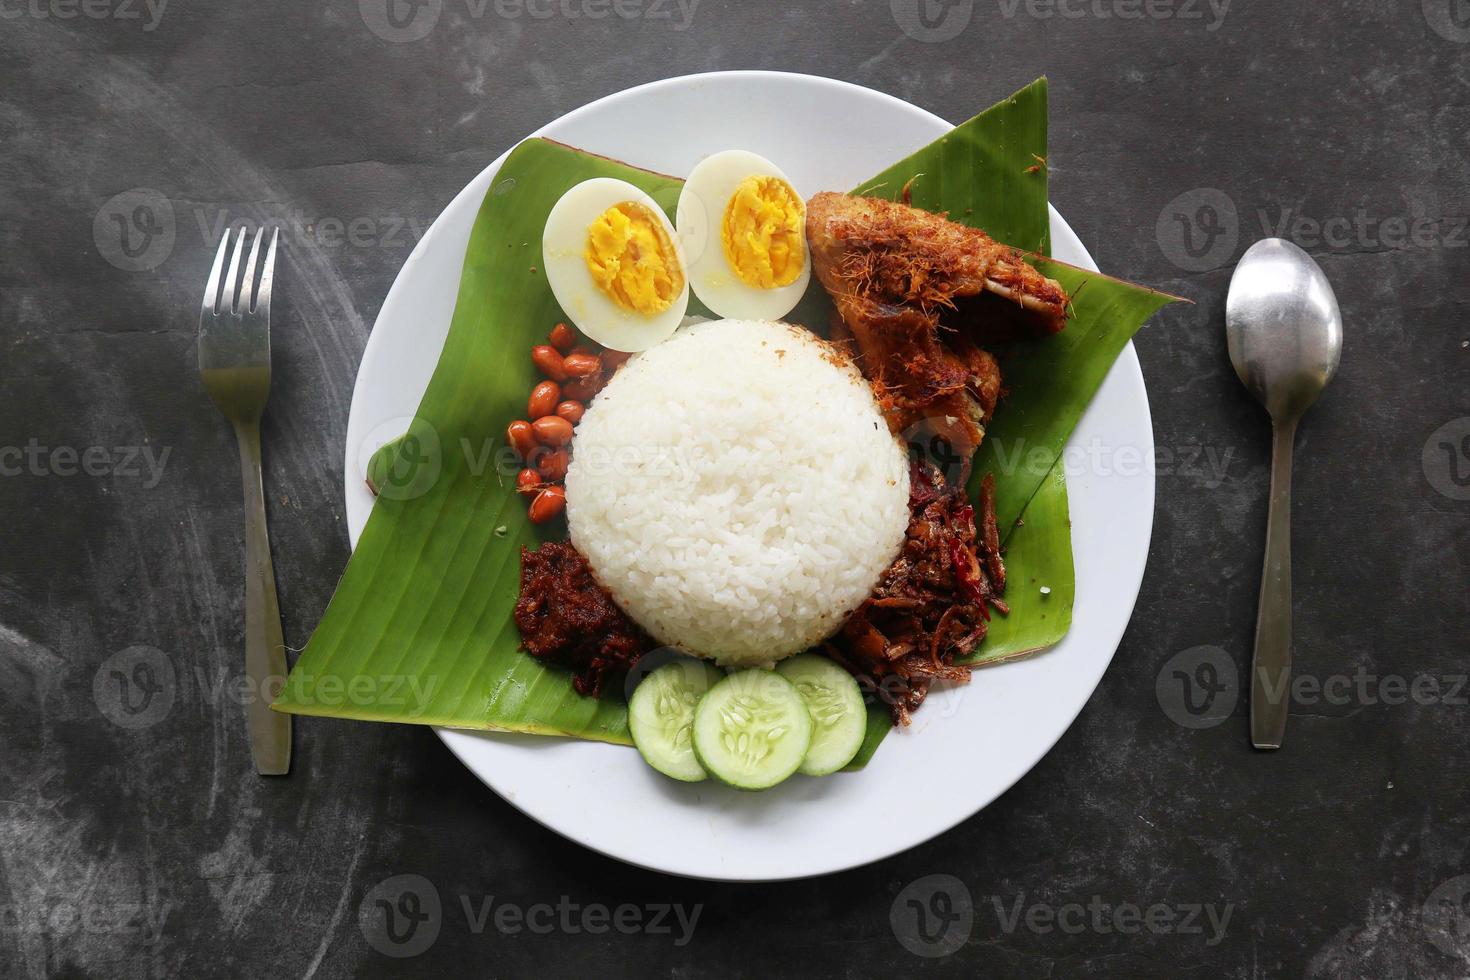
(342, 70, 1154, 881)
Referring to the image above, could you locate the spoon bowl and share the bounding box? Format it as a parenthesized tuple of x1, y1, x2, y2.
(1228, 238, 1342, 419)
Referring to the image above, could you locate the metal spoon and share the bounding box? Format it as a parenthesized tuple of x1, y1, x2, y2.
(1225, 238, 1342, 750)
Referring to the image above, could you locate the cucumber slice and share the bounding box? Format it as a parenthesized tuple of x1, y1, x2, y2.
(628, 660, 726, 782)
(692, 670, 813, 791)
(776, 654, 867, 775)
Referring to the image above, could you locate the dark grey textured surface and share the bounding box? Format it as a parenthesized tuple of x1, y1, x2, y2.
(2, 1, 1468, 976)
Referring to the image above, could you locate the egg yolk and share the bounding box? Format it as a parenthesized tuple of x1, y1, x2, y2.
(584, 202, 683, 316)
(720, 175, 805, 289)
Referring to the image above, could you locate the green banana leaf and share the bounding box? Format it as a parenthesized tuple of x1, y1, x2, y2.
(811, 76, 1174, 765)
(854, 74, 1051, 255)
(969, 260, 1178, 534)
(277, 137, 680, 741)
(840, 77, 1058, 764)
(277, 79, 1178, 773)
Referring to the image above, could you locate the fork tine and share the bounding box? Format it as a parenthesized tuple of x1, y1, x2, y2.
(238, 226, 266, 314)
(254, 227, 280, 318)
(201, 231, 233, 319)
(220, 226, 248, 316)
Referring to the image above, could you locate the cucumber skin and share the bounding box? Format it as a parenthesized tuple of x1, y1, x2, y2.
(628, 661, 725, 783)
(691, 671, 813, 792)
(776, 654, 867, 776)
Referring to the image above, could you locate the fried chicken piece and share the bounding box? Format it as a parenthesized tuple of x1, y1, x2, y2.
(806, 192, 1067, 467)
(807, 191, 1069, 339)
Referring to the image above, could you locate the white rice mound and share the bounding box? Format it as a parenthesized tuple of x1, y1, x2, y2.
(565, 318, 910, 668)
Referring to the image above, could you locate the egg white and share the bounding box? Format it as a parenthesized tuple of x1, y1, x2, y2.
(676, 150, 812, 321)
(542, 178, 690, 352)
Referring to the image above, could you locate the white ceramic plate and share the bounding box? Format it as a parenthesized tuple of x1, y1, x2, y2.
(343, 72, 1153, 881)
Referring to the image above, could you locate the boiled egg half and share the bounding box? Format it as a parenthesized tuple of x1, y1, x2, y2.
(676, 150, 811, 321)
(543, 178, 689, 352)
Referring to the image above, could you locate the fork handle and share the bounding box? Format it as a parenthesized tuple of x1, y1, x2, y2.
(1250, 415, 1296, 750)
(234, 421, 292, 775)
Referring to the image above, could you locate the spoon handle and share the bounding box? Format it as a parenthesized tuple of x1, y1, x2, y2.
(1251, 416, 1297, 749)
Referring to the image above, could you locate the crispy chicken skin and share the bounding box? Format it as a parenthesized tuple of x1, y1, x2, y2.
(806, 192, 1069, 338)
(807, 192, 1068, 465)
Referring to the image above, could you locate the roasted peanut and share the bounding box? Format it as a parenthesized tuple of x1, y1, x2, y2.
(531, 415, 574, 447)
(515, 468, 541, 497)
(528, 380, 561, 419)
(536, 448, 570, 481)
(506, 420, 537, 459)
(600, 349, 632, 372)
(555, 400, 585, 425)
(561, 375, 603, 401)
(561, 352, 602, 378)
(549, 322, 576, 352)
(527, 486, 567, 523)
(531, 345, 568, 382)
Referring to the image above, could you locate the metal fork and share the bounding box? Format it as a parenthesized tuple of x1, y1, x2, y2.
(199, 226, 291, 776)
